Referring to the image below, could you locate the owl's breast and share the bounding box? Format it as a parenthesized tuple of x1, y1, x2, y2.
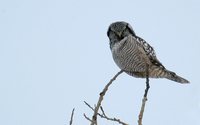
(111, 36, 148, 72)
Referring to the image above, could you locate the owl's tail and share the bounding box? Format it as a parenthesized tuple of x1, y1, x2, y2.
(164, 70, 190, 84)
(150, 66, 189, 83)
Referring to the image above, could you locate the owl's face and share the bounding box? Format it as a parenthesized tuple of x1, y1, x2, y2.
(107, 21, 136, 43)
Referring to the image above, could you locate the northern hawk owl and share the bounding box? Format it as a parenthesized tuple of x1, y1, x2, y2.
(107, 21, 189, 83)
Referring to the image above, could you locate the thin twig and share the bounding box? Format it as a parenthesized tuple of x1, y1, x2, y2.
(99, 106, 129, 125)
(84, 101, 95, 112)
(88, 70, 124, 125)
(69, 108, 75, 125)
(138, 65, 150, 125)
(84, 113, 93, 122)
(100, 106, 106, 116)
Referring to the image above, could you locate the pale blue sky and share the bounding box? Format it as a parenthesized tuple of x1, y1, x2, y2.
(0, 0, 199, 125)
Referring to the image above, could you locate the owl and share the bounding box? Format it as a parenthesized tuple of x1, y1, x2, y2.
(107, 21, 189, 83)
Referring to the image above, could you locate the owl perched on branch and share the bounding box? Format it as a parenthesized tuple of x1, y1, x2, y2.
(107, 21, 189, 84)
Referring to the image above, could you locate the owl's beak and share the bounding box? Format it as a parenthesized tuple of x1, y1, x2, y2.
(117, 32, 122, 38)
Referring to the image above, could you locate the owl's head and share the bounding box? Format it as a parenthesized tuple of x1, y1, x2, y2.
(107, 21, 136, 41)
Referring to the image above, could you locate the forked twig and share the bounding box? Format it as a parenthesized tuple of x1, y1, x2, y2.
(84, 113, 93, 123)
(86, 70, 123, 125)
(99, 106, 128, 125)
(84, 101, 128, 125)
(91, 70, 123, 125)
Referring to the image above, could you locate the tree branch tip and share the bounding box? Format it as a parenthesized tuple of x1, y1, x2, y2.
(69, 108, 75, 125)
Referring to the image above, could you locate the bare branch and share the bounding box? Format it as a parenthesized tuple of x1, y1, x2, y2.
(69, 108, 75, 125)
(84, 70, 123, 125)
(84, 66, 151, 125)
(90, 70, 123, 125)
(138, 65, 150, 125)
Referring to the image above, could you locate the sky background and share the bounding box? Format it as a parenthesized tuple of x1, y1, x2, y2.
(0, 0, 200, 125)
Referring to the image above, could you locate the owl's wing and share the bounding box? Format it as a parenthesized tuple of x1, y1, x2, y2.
(135, 36, 165, 69)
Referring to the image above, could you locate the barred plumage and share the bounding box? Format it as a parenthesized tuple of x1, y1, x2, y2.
(107, 21, 189, 84)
